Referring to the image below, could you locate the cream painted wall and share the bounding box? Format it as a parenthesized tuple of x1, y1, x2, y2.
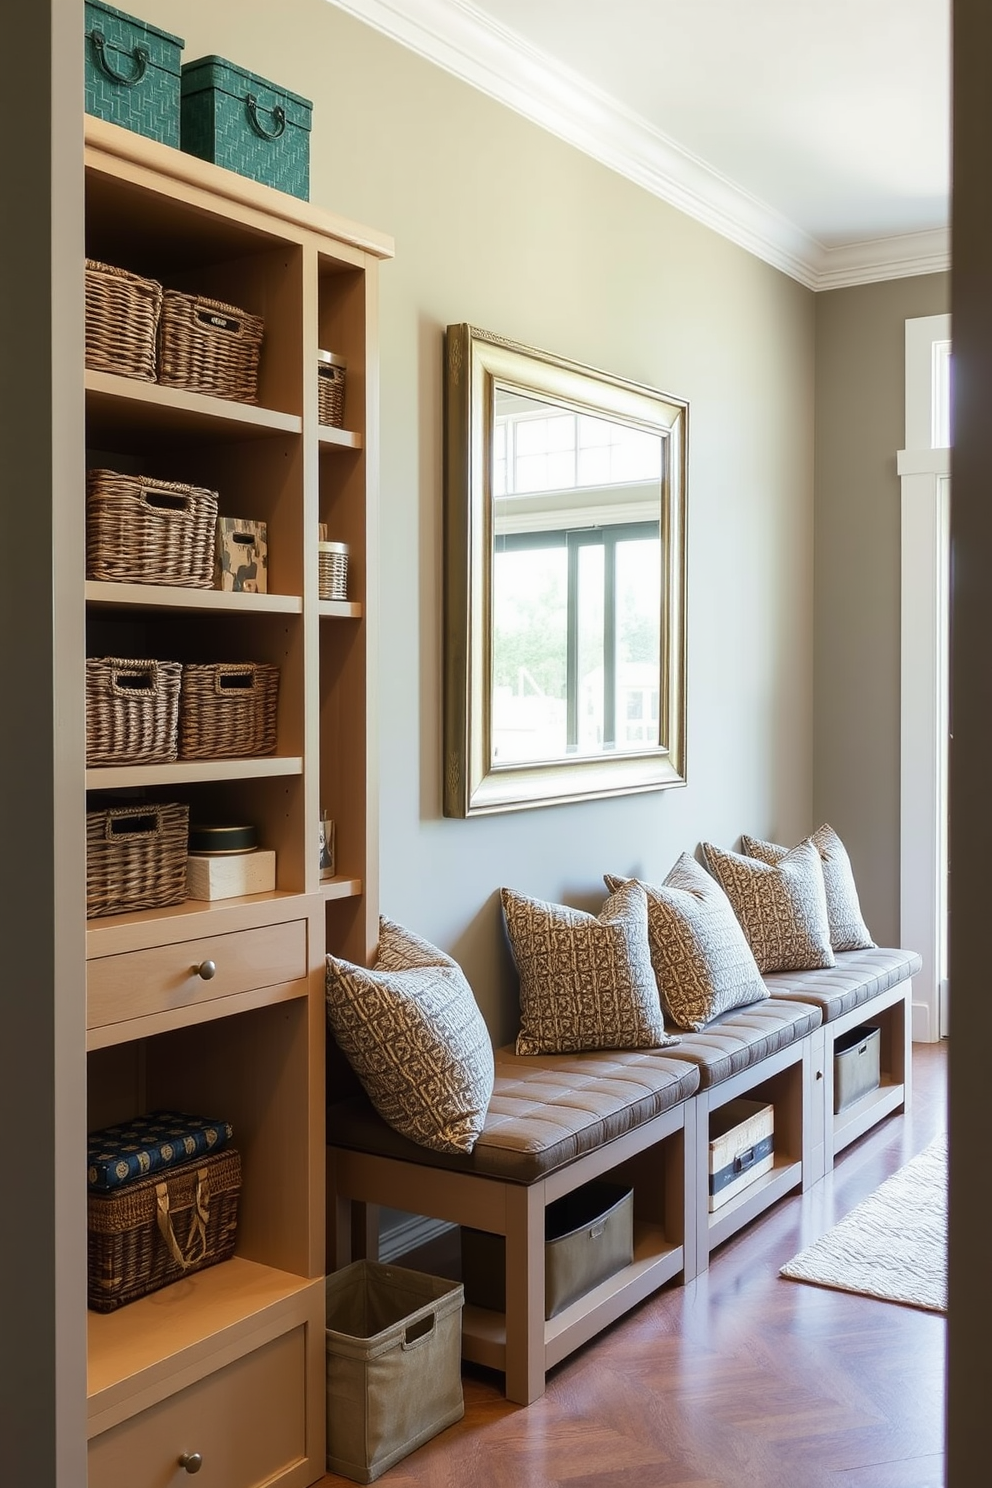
(143, 0, 815, 1043)
(814, 272, 949, 949)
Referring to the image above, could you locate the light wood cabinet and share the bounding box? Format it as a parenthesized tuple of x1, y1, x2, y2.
(83, 117, 391, 1481)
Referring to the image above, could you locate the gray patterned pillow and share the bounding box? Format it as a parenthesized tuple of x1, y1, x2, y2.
(500, 880, 677, 1057)
(605, 854, 768, 1031)
(325, 917, 494, 1154)
(740, 823, 876, 952)
(699, 838, 835, 974)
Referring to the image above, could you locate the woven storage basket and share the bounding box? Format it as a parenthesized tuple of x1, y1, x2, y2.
(317, 351, 346, 427)
(85, 259, 163, 383)
(318, 541, 348, 601)
(85, 801, 189, 918)
(87, 469, 219, 588)
(179, 662, 279, 759)
(88, 1146, 241, 1312)
(86, 656, 182, 766)
(158, 290, 264, 403)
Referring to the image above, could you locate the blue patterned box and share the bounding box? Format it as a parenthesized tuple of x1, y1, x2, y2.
(85, 2, 185, 147)
(88, 1110, 233, 1192)
(180, 56, 312, 200)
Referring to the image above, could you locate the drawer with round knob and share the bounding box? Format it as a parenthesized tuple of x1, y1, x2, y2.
(87, 919, 308, 1034)
(88, 1323, 307, 1488)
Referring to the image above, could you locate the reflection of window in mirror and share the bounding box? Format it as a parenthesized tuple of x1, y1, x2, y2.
(491, 389, 662, 765)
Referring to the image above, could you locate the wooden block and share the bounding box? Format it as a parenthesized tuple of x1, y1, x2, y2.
(186, 849, 276, 901)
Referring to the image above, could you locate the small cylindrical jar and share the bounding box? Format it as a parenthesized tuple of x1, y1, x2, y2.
(317, 349, 347, 427)
(318, 540, 349, 600)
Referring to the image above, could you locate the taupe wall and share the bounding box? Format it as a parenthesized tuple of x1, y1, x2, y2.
(813, 272, 949, 947)
(145, 0, 815, 1041)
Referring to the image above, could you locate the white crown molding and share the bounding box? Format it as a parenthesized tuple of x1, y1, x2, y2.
(326, 0, 949, 291)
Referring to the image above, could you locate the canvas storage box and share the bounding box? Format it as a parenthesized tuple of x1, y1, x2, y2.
(87, 468, 219, 588)
(324, 1260, 464, 1484)
(178, 661, 279, 759)
(461, 1179, 634, 1320)
(180, 56, 313, 200)
(84, 2, 184, 146)
(834, 1023, 881, 1113)
(86, 656, 182, 766)
(708, 1098, 774, 1213)
(88, 1110, 233, 1192)
(88, 1146, 241, 1312)
(85, 800, 189, 918)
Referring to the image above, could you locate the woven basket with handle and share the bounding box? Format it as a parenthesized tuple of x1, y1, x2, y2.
(158, 289, 264, 403)
(179, 661, 279, 759)
(85, 259, 163, 382)
(85, 801, 189, 918)
(87, 1146, 241, 1311)
(86, 656, 182, 766)
(87, 469, 218, 588)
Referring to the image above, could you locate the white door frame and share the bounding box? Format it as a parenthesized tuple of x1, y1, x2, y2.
(898, 313, 950, 1042)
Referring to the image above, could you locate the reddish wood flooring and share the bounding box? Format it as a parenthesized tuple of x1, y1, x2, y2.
(318, 1043, 947, 1488)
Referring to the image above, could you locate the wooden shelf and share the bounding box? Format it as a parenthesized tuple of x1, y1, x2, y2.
(319, 875, 363, 901)
(833, 1077, 905, 1154)
(707, 1155, 803, 1252)
(318, 425, 363, 450)
(318, 599, 363, 619)
(86, 370, 302, 445)
(86, 757, 303, 790)
(86, 890, 312, 959)
(86, 581, 302, 615)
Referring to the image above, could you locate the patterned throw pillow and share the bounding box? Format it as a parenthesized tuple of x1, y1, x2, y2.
(740, 823, 876, 952)
(500, 879, 677, 1057)
(605, 854, 768, 1031)
(325, 917, 494, 1155)
(699, 838, 835, 974)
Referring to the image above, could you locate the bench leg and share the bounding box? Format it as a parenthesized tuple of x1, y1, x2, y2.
(504, 1181, 547, 1404)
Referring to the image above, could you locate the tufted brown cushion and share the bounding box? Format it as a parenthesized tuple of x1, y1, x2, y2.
(325, 918, 494, 1155)
(700, 838, 834, 975)
(741, 824, 875, 952)
(661, 998, 822, 1089)
(501, 880, 676, 1056)
(328, 1046, 701, 1184)
(763, 946, 922, 1023)
(605, 854, 768, 1031)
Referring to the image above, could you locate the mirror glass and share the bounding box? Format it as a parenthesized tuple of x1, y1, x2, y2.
(443, 325, 687, 816)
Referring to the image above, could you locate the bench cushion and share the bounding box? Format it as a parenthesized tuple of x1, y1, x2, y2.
(328, 1047, 700, 1184)
(762, 946, 922, 1023)
(660, 998, 821, 1088)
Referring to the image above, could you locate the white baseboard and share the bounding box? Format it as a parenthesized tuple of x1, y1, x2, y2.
(378, 1213, 455, 1264)
(912, 999, 934, 1043)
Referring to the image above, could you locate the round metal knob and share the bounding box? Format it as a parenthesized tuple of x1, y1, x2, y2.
(193, 960, 217, 981)
(178, 1452, 203, 1474)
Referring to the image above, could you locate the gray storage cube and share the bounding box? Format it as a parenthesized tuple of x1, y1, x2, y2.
(834, 1023, 881, 1113)
(325, 1260, 464, 1484)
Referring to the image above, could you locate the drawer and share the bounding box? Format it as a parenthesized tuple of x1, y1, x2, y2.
(88, 920, 308, 1031)
(88, 1325, 307, 1488)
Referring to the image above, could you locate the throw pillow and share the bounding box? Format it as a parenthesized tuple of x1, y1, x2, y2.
(699, 838, 835, 974)
(325, 917, 494, 1155)
(740, 823, 876, 952)
(500, 879, 677, 1057)
(605, 853, 768, 1031)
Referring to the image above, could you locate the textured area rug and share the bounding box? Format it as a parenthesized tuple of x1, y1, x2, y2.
(780, 1134, 947, 1312)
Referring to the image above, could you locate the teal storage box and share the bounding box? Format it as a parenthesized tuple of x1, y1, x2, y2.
(84, 2, 184, 147)
(181, 56, 312, 200)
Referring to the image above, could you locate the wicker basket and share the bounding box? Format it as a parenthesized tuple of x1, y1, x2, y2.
(158, 289, 264, 403)
(87, 469, 219, 588)
(85, 800, 189, 918)
(318, 541, 348, 601)
(179, 662, 279, 759)
(85, 259, 163, 383)
(317, 350, 346, 427)
(88, 1146, 241, 1312)
(86, 656, 182, 766)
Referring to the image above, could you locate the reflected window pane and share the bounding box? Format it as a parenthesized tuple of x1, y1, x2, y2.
(576, 544, 605, 754)
(615, 538, 661, 748)
(491, 546, 568, 763)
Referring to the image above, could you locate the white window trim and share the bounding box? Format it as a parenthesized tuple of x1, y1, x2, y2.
(898, 313, 950, 1043)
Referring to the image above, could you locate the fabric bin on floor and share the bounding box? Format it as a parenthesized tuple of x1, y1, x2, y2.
(325, 1260, 464, 1483)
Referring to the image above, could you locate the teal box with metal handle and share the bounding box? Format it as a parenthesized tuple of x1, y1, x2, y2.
(180, 56, 313, 200)
(84, 2, 184, 147)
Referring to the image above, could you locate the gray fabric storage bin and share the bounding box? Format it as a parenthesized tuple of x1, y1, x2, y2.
(834, 1023, 881, 1112)
(325, 1260, 464, 1483)
(462, 1178, 634, 1320)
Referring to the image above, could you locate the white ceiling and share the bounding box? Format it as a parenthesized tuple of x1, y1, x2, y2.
(327, 0, 951, 290)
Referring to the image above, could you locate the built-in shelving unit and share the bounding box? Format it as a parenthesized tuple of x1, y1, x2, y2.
(82, 116, 391, 1488)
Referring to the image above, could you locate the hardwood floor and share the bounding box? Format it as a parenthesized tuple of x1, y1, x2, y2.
(318, 1042, 947, 1488)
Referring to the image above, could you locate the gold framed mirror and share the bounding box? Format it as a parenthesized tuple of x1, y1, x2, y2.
(443, 324, 688, 816)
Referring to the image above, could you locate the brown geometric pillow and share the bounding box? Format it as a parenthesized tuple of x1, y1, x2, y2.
(605, 853, 768, 1031)
(325, 917, 494, 1154)
(699, 838, 835, 974)
(500, 879, 677, 1057)
(740, 823, 875, 952)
